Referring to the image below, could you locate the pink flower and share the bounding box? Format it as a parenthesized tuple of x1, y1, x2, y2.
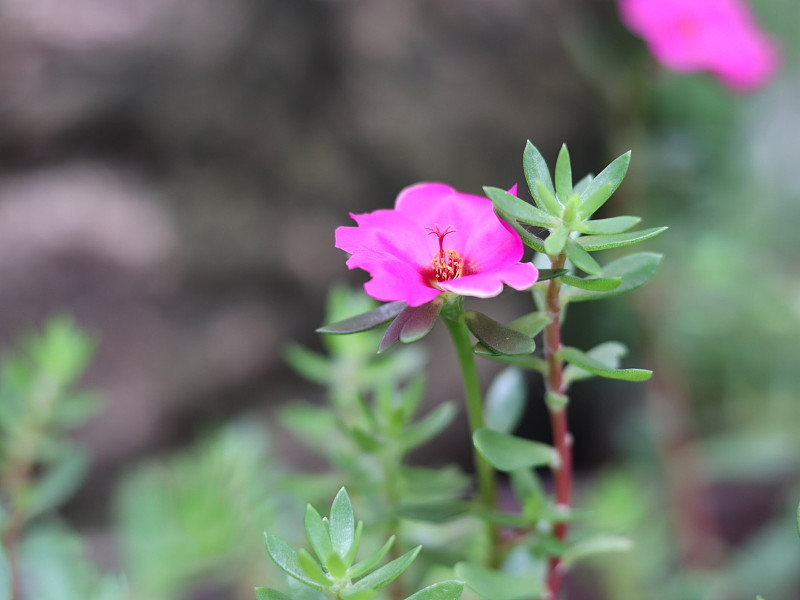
(618, 0, 780, 91)
(335, 183, 539, 307)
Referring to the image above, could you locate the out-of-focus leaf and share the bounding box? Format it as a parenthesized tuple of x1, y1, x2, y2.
(395, 499, 471, 523)
(265, 536, 323, 590)
(559, 347, 651, 382)
(24, 448, 89, 519)
(561, 253, 662, 304)
(577, 151, 631, 219)
(329, 488, 355, 558)
(574, 216, 641, 234)
(474, 350, 547, 373)
(560, 274, 621, 292)
(484, 187, 558, 228)
(563, 342, 628, 387)
(507, 312, 551, 338)
(398, 466, 469, 501)
(577, 227, 668, 251)
(473, 429, 557, 471)
(404, 581, 464, 600)
(345, 547, 421, 595)
(485, 368, 526, 433)
(464, 312, 535, 356)
(554, 144, 573, 200)
(561, 534, 633, 568)
(454, 562, 545, 600)
(317, 302, 406, 334)
(401, 402, 457, 451)
(565, 238, 602, 276)
(255, 588, 293, 600)
(572, 173, 593, 196)
(348, 536, 395, 579)
(284, 345, 333, 385)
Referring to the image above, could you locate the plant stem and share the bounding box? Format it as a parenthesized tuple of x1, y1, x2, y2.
(442, 310, 499, 564)
(543, 254, 573, 600)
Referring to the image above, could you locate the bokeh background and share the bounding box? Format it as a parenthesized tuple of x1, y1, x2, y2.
(1, 0, 799, 598)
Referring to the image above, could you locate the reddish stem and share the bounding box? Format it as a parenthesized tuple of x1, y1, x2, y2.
(543, 255, 573, 600)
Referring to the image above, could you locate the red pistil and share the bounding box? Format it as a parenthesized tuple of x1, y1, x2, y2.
(426, 224, 463, 282)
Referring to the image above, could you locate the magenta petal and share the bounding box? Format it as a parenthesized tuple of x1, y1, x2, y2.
(498, 262, 540, 290)
(357, 256, 441, 307)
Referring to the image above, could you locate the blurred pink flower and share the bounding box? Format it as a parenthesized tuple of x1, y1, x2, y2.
(335, 183, 538, 307)
(618, 0, 780, 91)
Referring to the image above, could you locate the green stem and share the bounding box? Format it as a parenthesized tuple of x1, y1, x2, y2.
(442, 307, 499, 564)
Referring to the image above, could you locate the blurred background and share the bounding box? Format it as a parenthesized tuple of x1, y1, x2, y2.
(0, 0, 799, 598)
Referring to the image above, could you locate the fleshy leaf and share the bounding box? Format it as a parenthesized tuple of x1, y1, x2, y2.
(305, 505, 333, 565)
(317, 302, 407, 334)
(507, 311, 551, 337)
(574, 216, 641, 234)
(572, 173, 594, 196)
(484, 187, 558, 228)
(403, 581, 464, 600)
(563, 342, 628, 386)
(558, 346, 651, 381)
(454, 562, 545, 600)
(473, 428, 558, 471)
(536, 269, 567, 282)
(577, 227, 668, 251)
(265, 535, 324, 589)
(401, 402, 457, 451)
(496, 209, 547, 253)
(536, 180, 563, 217)
(523, 141, 556, 212)
(329, 488, 355, 558)
(399, 300, 442, 344)
(298, 549, 333, 586)
(464, 312, 536, 356)
(255, 588, 293, 600)
(485, 368, 526, 433)
(474, 351, 548, 372)
(560, 274, 621, 292)
(565, 238, 602, 276)
(395, 499, 471, 523)
(554, 144, 573, 201)
(348, 536, 395, 579)
(345, 546, 421, 594)
(577, 151, 631, 219)
(544, 227, 569, 256)
(561, 252, 662, 304)
(562, 535, 633, 568)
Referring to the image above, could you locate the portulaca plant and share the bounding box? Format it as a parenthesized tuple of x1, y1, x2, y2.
(258, 140, 667, 600)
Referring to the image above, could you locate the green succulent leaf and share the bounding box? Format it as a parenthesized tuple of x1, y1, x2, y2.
(346, 547, 422, 594)
(305, 505, 333, 565)
(554, 144, 573, 201)
(284, 345, 333, 385)
(265, 535, 324, 590)
(577, 151, 631, 219)
(561, 535, 633, 569)
(507, 311, 551, 338)
(544, 227, 569, 256)
(473, 428, 558, 471)
(401, 402, 458, 451)
(485, 368, 526, 433)
(484, 187, 558, 228)
(298, 549, 332, 586)
(344, 521, 363, 569)
(454, 562, 545, 600)
(317, 302, 407, 334)
(572, 173, 593, 196)
(577, 227, 668, 252)
(561, 252, 662, 304)
(558, 347, 651, 382)
(574, 216, 641, 234)
(464, 312, 536, 356)
(536, 180, 563, 218)
(560, 274, 621, 292)
(255, 588, 293, 600)
(329, 488, 355, 559)
(395, 498, 471, 523)
(523, 141, 556, 212)
(404, 581, 464, 600)
(565, 238, 602, 276)
(379, 301, 442, 352)
(536, 269, 568, 282)
(497, 210, 547, 253)
(563, 342, 628, 387)
(348, 536, 395, 579)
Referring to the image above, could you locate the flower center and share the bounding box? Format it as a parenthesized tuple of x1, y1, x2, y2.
(426, 224, 464, 282)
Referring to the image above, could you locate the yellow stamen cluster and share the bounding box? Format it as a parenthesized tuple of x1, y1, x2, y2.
(432, 249, 464, 282)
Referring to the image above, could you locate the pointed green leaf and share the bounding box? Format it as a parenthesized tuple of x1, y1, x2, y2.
(454, 562, 545, 600)
(574, 216, 641, 234)
(265, 535, 324, 589)
(560, 274, 621, 292)
(344, 521, 363, 568)
(536, 180, 563, 217)
(475, 350, 548, 372)
(395, 498, 471, 523)
(317, 302, 406, 334)
(401, 402, 457, 451)
(347, 546, 421, 593)
(536, 269, 567, 282)
(572, 172, 593, 196)
(464, 312, 535, 356)
(473, 428, 557, 472)
(554, 144, 572, 201)
(565, 238, 602, 276)
(348, 536, 395, 579)
(577, 227, 668, 251)
(398, 375, 427, 422)
(562, 535, 633, 568)
(507, 311, 551, 337)
(298, 549, 333, 586)
(561, 252, 662, 303)
(305, 505, 333, 565)
(523, 141, 555, 212)
(329, 488, 355, 558)
(485, 368, 526, 433)
(563, 342, 628, 386)
(399, 300, 442, 343)
(559, 346, 651, 381)
(328, 551, 348, 579)
(577, 151, 631, 219)
(544, 227, 569, 256)
(284, 344, 333, 385)
(255, 588, 293, 600)
(24, 449, 89, 519)
(496, 209, 546, 253)
(350, 427, 382, 453)
(484, 187, 558, 228)
(404, 581, 464, 600)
